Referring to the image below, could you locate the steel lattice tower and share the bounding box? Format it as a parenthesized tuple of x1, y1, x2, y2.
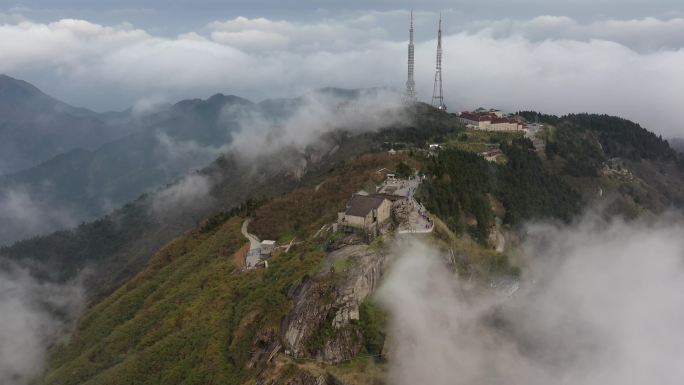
(432, 14, 447, 111)
(403, 11, 417, 104)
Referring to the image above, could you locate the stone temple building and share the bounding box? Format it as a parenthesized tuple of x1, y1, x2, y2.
(338, 194, 392, 235)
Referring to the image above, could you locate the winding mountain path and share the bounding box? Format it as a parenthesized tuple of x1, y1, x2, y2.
(241, 219, 262, 268)
(241, 219, 261, 248)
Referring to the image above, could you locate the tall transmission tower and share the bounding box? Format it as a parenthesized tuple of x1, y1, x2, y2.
(432, 14, 447, 111)
(403, 10, 417, 104)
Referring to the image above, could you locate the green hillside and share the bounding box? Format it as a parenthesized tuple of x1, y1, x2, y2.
(418, 138, 580, 242)
(23, 108, 684, 385)
(39, 153, 415, 385)
(1, 104, 456, 299)
(0, 134, 375, 298)
(42, 216, 324, 385)
(527, 112, 684, 213)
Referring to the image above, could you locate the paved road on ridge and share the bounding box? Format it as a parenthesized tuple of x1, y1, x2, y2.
(241, 219, 261, 250)
(241, 219, 262, 267)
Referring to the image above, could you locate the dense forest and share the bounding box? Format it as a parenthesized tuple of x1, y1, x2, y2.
(376, 103, 463, 148)
(520, 111, 682, 166)
(418, 150, 496, 241)
(418, 139, 581, 242)
(498, 139, 581, 224)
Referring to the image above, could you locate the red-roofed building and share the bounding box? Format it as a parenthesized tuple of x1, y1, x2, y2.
(458, 110, 525, 132)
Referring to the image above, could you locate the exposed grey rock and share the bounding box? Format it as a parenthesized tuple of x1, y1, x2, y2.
(258, 371, 340, 385)
(280, 244, 390, 363)
(247, 329, 282, 370)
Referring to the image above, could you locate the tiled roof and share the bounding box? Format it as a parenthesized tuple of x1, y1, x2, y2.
(345, 195, 386, 217)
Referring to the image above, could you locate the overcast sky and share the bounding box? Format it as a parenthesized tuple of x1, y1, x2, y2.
(2, 0, 684, 136)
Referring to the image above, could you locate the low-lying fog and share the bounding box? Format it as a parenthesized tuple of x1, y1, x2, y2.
(380, 213, 684, 385)
(0, 263, 83, 385)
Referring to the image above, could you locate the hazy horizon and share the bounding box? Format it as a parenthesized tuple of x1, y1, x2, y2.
(2, 1, 684, 136)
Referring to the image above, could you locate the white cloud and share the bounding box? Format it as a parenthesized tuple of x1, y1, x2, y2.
(379, 214, 684, 385)
(0, 12, 28, 24)
(154, 132, 231, 173)
(0, 19, 148, 72)
(151, 173, 214, 216)
(210, 29, 290, 51)
(228, 88, 408, 161)
(0, 261, 84, 385)
(131, 94, 170, 115)
(0, 187, 79, 246)
(468, 16, 684, 52)
(1, 14, 684, 136)
(205, 16, 388, 52)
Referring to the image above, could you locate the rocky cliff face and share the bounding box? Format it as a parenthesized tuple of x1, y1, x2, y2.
(280, 244, 390, 363)
(258, 370, 343, 385)
(249, 244, 391, 385)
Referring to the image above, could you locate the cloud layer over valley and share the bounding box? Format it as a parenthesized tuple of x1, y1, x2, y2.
(228, 88, 408, 160)
(1, 12, 683, 136)
(380, 214, 684, 385)
(0, 261, 84, 385)
(150, 87, 408, 218)
(0, 187, 80, 246)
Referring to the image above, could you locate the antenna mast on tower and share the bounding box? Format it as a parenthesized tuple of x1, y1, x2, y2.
(432, 14, 446, 110)
(403, 10, 417, 104)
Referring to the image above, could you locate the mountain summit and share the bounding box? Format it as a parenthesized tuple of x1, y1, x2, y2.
(0, 75, 125, 175)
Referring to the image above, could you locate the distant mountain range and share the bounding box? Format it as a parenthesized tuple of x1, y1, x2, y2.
(0, 75, 388, 246)
(0, 75, 133, 175)
(0, 83, 253, 245)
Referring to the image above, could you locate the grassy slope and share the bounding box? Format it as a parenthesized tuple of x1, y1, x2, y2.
(1, 104, 454, 303)
(40, 110, 684, 385)
(0, 105, 448, 299)
(40, 153, 417, 385)
(249, 153, 422, 240)
(0, 132, 376, 301)
(43, 215, 329, 385)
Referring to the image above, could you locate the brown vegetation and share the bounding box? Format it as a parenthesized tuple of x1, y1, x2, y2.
(251, 152, 421, 240)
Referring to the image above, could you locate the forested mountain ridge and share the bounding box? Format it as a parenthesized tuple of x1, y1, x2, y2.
(0, 91, 426, 300)
(35, 108, 684, 385)
(420, 111, 684, 247)
(0, 91, 256, 245)
(519, 111, 682, 163)
(0, 84, 397, 246)
(37, 152, 412, 385)
(6, 105, 684, 299)
(0, 130, 377, 299)
(36, 109, 684, 385)
(521, 112, 684, 212)
(5, 98, 684, 385)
